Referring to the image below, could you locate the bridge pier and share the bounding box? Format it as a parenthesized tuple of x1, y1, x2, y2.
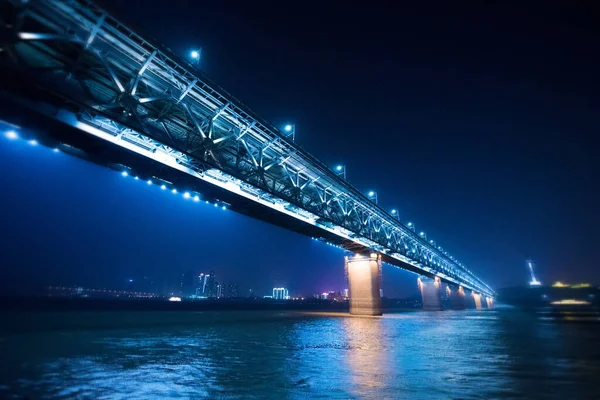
(419, 277, 442, 311)
(471, 292, 483, 309)
(448, 285, 466, 310)
(484, 296, 495, 309)
(345, 253, 382, 316)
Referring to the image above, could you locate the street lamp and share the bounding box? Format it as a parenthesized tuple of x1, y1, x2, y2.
(407, 222, 415, 231)
(283, 124, 295, 141)
(391, 209, 400, 220)
(334, 164, 346, 179)
(367, 191, 378, 204)
(190, 48, 202, 66)
(419, 231, 427, 240)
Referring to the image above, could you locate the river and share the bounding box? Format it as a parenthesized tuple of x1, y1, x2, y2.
(1, 307, 598, 399)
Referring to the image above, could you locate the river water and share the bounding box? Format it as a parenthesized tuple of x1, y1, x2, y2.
(1, 308, 598, 399)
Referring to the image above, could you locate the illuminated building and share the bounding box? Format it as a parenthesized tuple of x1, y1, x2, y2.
(273, 287, 289, 299)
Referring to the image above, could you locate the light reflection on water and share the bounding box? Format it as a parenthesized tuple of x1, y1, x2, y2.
(1, 309, 599, 399)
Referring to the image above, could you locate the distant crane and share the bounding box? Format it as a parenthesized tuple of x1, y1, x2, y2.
(526, 259, 542, 287)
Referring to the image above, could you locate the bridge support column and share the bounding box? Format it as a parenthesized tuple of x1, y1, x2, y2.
(449, 285, 466, 310)
(419, 277, 442, 311)
(345, 253, 382, 316)
(471, 292, 483, 309)
(484, 296, 495, 309)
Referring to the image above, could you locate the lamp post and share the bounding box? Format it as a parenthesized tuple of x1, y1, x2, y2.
(190, 48, 202, 66)
(391, 209, 399, 220)
(335, 164, 346, 179)
(368, 191, 378, 204)
(283, 124, 295, 141)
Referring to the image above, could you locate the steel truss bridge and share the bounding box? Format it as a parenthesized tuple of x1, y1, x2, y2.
(0, 0, 494, 298)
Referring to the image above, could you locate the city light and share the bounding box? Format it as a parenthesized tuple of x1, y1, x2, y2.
(168, 296, 182, 302)
(28, 139, 38, 146)
(5, 130, 18, 140)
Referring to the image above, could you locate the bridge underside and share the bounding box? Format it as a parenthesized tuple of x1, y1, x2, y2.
(0, 73, 449, 283)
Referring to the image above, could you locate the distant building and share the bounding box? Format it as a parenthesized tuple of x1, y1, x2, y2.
(196, 272, 218, 298)
(273, 287, 289, 299)
(216, 283, 224, 298)
(227, 284, 239, 298)
(179, 271, 195, 297)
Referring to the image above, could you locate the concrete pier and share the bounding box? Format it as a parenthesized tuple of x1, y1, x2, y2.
(419, 277, 442, 311)
(472, 292, 483, 309)
(484, 296, 495, 309)
(345, 253, 382, 316)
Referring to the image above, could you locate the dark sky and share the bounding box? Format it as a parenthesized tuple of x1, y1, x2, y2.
(1, 0, 598, 296)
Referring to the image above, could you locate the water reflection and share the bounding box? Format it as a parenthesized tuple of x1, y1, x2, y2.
(341, 317, 389, 397)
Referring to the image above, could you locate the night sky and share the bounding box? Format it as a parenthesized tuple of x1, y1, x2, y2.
(1, 1, 598, 296)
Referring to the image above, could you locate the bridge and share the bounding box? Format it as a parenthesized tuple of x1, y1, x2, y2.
(0, 0, 494, 315)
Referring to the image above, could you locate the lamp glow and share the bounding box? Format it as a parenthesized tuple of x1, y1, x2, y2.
(28, 139, 38, 146)
(183, 192, 191, 199)
(147, 179, 152, 185)
(190, 50, 200, 59)
(193, 195, 200, 202)
(284, 124, 293, 132)
(121, 171, 128, 177)
(161, 185, 166, 190)
(5, 130, 18, 140)
(172, 189, 177, 194)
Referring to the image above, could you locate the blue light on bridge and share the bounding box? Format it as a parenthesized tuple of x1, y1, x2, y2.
(183, 192, 191, 199)
(147, 179, 152, 185)
(284, 125, 293, 132)
(161, 185, 166, 190)
(121, 171, 128, 177)
(28, 139, 38, 146)
(53, 148, 59, 153)
(5, 130, 18, 140)
(194, 195, 200, 202)
(336, 165, 343, 171)
(134, 176, 139, 180)
(190, 50, 200, 59)
(172, 189, 177, 194)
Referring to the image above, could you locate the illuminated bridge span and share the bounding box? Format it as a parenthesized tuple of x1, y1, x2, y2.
(0, 0, 494, 314)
